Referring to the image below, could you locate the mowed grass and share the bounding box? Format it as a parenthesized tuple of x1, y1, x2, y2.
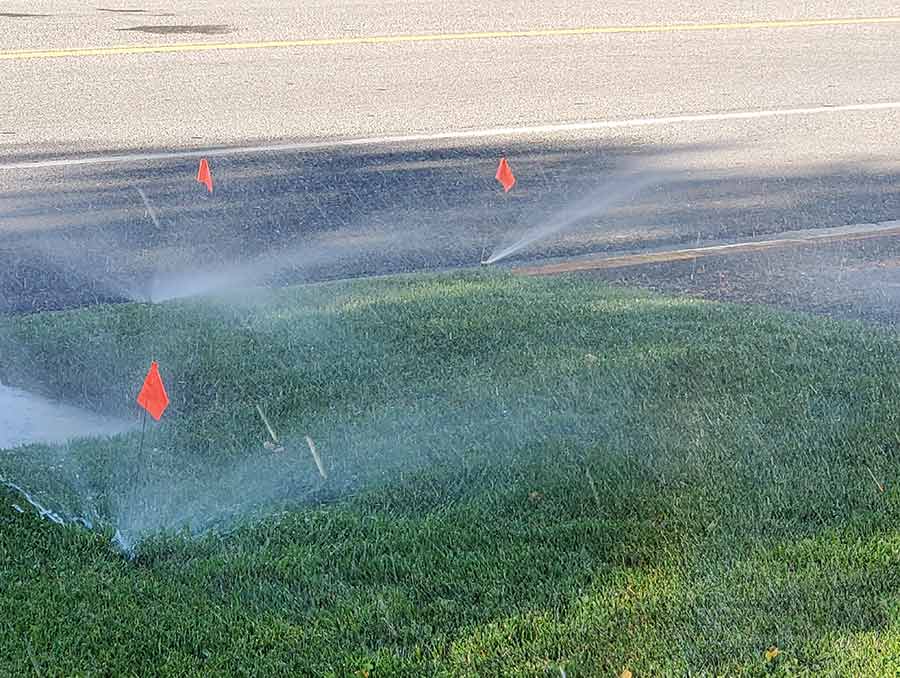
(1, 271, 900, 676)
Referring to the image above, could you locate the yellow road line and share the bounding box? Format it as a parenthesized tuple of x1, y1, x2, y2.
(2, 16, 900, 60)
(514, 223, 900, 276)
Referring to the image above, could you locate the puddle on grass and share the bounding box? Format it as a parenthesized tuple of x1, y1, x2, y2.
(117, 24, 232, 35)
(0, 381, 135, 450)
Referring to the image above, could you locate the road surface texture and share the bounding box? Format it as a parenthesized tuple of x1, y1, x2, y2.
(1, 1, 899, 322)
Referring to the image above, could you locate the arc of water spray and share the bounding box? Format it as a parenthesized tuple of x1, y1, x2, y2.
(1, 479, 67, 525)
(135, 187, 164, 303)
(306, 436, 327, 479)
(483, 169, 664, 265)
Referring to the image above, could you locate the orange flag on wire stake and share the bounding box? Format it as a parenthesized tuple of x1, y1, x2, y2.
(197, 158, 213, 193)
(137, 361, 169, 421)
(496, 157, 515, 192)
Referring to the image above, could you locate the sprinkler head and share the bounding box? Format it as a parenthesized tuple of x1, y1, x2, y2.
(480, 246, 490, 266)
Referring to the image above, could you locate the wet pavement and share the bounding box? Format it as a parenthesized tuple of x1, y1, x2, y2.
(569, 230, 900, 328)
(2, 133, 899, 314)
(0, 381, 135, 450)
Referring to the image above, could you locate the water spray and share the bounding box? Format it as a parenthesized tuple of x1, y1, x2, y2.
(484, 167, 665, 266)
(306, 436, 327, 479)
(136, 187, 162, 231)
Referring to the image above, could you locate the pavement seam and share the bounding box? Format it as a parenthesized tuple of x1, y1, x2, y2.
(514, 221, 900, 276)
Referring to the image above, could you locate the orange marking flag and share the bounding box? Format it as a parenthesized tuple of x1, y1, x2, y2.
(137, 361, 170, 421)
(495, 157, 516, 192)
(197, 158, 213, 193)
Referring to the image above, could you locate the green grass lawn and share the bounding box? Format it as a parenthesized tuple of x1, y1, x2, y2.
(1, 271, 899, 676)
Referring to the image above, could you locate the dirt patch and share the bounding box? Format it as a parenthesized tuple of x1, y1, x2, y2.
(117, 24, 231, 35)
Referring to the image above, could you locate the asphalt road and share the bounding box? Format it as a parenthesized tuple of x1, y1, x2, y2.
(2, 2, 899, 153)
(1, 2, 899, 318)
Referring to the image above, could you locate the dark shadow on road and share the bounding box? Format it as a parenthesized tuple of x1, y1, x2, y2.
(0, 136, 897, 314)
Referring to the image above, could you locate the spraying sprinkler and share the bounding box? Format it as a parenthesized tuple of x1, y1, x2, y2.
(480, 246, 491, 266)
(256, 404, 284, 453)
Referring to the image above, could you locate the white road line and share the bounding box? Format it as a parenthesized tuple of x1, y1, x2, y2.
(2, 101, 899, 171)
